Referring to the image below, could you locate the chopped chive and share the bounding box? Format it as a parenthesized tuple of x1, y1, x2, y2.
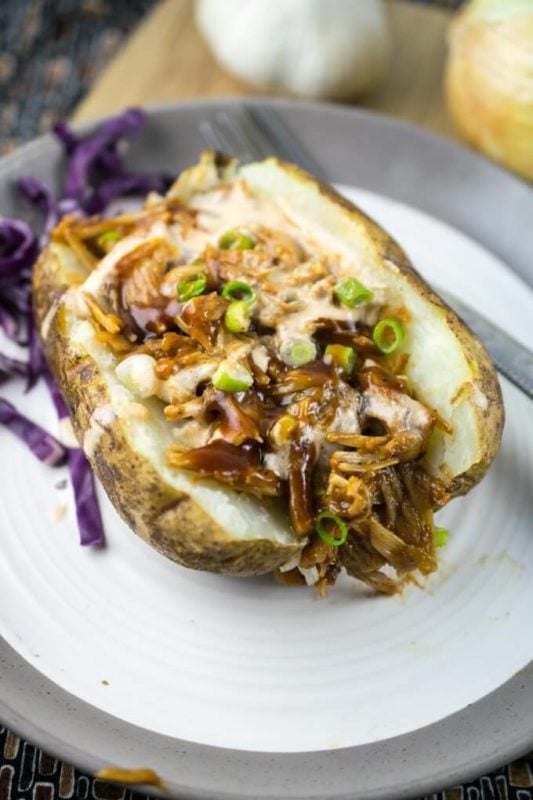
(177, 273, 207, 302)
(434, 526, 449, 548)
(219, 230, 256, 250)
(372, 317, 405, 354)
(324, 344, 356, 374)
(225, 300, 251, 334)
(280, 338, 317, 367)
(334, 277, 373, 308)
(316, 511, 348, 547)
(221, 280, 256, 304)
(212, 360, 253, 393)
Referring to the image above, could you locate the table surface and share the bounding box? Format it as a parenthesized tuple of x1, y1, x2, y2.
(74, 0, 457, 140)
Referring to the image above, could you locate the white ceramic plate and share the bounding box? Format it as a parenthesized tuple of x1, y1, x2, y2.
(2, 184, 532, 753)
(0, 99, 532, 800)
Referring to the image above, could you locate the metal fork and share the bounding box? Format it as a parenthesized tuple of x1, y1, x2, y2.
(199, 105, 533, 400)
(199, 106, 329, 181)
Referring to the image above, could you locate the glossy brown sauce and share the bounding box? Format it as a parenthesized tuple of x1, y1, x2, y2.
(170, 440, 282, 497)
(288, 438, 316, 536)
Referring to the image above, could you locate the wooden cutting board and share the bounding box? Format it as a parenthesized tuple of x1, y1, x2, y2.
(74, 0, 456, 139)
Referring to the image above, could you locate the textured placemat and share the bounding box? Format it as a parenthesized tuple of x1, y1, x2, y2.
(0, 0, 155, 154)
(1, 1, 532, 799)
(1, 726, 532, 800)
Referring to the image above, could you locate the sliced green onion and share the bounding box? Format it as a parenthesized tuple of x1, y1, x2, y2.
(219, 230, 256, 250)
(372, 317, 405, 354)
(434, 526, 449, 548)
(324, 344, 356, 374)
(191, 256, 204, 265)
(97, 229, 124, 249)
(212, 360, 253, 393)
(221, 280, 256, 304)
(177, 273, 207, 302)
(316, 511, 348, 547)
(224, 300, 251, 334)
(280, 338, 317, 367)
(334, 277, 373, 308)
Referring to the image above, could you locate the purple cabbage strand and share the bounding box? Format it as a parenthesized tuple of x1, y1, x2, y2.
(0, 398, 67, 466)
(42, 367, 105, 547)
(0, 353, 29, 383)
(3, 106, 173, 547)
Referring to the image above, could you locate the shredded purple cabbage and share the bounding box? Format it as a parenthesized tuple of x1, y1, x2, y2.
(27, 325, 46, 391)
(18, 177, 61, 236)
(0, 352, 29, 383)
(58, 108, 145, 202)
(42, 365, 69, 418)
(52, 109, 172, 214)
(0, 218, 38, 345)
(84, 171, 172, 215)
(68, 448, 105, 546)
(0, 217, 39, 280)
(0, 307, 27, 344)
(0, 398, 67, 466)
(52, 120, 78, 154)
(2, 107, 170, 548)
(42, 350, 105, 547)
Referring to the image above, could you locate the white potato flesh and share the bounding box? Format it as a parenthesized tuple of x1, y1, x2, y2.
(68, 312, 295, 546)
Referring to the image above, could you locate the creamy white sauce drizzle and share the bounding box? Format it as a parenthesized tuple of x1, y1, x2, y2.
(362, 385, 432, 435)
(298, 565, 320, 586)
(471, 383, 489, 411)
(40, 298, 61, 341)
(189, 180, 292, 242)
(58, 417, 79, 448)
(81, 220, 173, 299)
(279, 552, 302, 573)
(264, 447, 291, 480)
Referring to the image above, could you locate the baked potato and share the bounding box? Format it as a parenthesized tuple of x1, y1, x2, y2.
(33, 152, 503, 591)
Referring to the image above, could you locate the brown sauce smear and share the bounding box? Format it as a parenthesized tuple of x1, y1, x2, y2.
(168, 440, 282, 498)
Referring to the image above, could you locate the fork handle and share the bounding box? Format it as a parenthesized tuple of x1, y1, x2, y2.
(444, 294, 533, 400)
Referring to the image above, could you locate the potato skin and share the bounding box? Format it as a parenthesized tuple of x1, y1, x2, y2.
(33, 157, 504, 575)
(33, 247, 301, 576)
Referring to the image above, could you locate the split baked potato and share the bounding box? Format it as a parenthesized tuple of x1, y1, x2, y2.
(33, 152, 503, 591)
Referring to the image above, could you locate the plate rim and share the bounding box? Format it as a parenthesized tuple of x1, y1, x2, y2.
(1, 96, 532, 800)
(1, 637, 532, 800)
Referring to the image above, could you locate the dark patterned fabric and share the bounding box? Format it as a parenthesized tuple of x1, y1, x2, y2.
(1, 726, 532, 800)
(1, 0, 531, 799)
(0, 0, 156, 155)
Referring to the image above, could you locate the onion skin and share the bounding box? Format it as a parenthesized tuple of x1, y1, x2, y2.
(445, 1, 533, 180)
